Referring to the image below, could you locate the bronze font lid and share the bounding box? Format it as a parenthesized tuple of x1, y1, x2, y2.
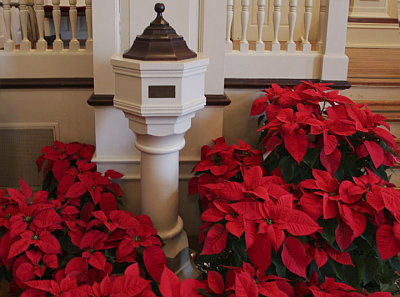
(123, 3, 197, 61)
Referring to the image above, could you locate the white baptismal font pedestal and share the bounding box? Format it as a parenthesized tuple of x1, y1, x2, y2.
(111, 3, 209, 279)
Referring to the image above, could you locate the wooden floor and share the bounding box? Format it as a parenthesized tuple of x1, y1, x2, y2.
(346, 48, 400, 86)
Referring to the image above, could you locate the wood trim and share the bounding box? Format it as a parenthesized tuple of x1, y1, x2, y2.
(87, 93, 231, 107)
(225, 78, 351, 90)
(87, 94, 114, 106)
(44, 5, 86, 18)
(348, 78, 400, 86)
(0, 78, 94, 89)
(205, 94, 231, 106)
(0, 2, 21, 7)
(355, 100, 400, 108)
(348, 17, 399, 24)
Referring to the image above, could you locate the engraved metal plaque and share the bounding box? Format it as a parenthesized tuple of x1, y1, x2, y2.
(148, 85, 176, 98)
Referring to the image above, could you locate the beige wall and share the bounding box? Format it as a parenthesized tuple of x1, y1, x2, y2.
(0, 88, 95, 144)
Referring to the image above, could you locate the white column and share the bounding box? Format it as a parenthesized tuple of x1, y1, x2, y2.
(3, 0, 15, 51)
(52, 0, 63, 51)
(93, 0, 119, 94)
(202, 0, 226, 94)
(69, 0, 80, 50)
(240, 0, 249, 52)
(287, 0, 297, 52)
(85, 0, 93, 50)
(256, 0, 265, 52)
(302, 0, 312, 52)
(135, 134, 185, 252)
(272, 0, 281, 52)
(320, 0, 350, 81)
(225, 0, 234, 52)
(35, 0, 47, 51)
(19, 0, 31, 51)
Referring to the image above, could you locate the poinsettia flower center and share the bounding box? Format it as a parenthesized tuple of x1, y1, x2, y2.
(211, 155, 222, 165)
(133, 235, 141, 242)
(33, 235, 39, 240)
(25, 216, 32, 223)
(266, 218, 273, 225)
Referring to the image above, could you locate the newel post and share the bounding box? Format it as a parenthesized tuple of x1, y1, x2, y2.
(111, 3, 209, 280)
(320, 0, 350, 81)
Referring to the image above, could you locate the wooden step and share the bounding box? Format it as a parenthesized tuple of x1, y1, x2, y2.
(346, 48, 400, 86)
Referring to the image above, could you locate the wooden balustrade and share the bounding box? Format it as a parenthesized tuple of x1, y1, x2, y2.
(0, 0, 93, 78)
(227, 0, 321, 54)
(0, 0, 92, 51)
(224, 0, 349, 81)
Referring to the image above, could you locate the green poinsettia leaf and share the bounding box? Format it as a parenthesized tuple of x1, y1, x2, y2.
(359, 256, 380, 287)
(389, 257, 400, 274)
(279, 156, 296, 183)
(319, 219, 337, 246)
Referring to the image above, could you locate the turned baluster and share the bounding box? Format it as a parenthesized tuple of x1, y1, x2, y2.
(240, 0, 249, 52)
(225, 0, 234, 52)
(302, 0, 313, 52)
(3, 0, 15, 51)
(256, 0, 265, 52)
(69, 0, 80, 50)
(35, 0, 47, 51)
(287, 0, 297, 52)
(19, 0, 31, 50)
(85, 0, 93, 50)
(318, 0, 328, 52)
(52, 0, 63, 50)
(272, 0, 281, 52)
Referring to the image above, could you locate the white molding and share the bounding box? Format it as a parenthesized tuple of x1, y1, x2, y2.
(224, 51, 321, 79)
(0, 122, 59, 140)
(114, 97, 206, 116)
(93, 155, 200, 181)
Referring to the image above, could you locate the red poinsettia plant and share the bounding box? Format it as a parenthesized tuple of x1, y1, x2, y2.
(0, 141, 173, 297)
(190, 82, 400, 295)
